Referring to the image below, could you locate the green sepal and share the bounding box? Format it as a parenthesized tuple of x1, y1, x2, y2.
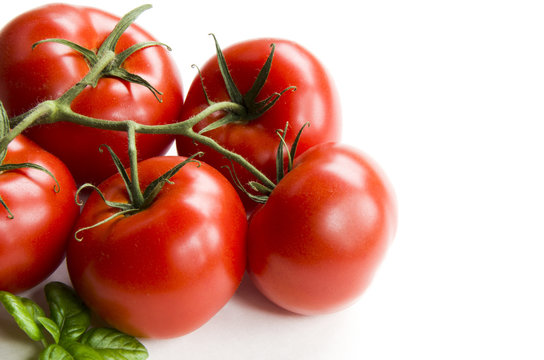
(33, 38, 98, 66)
(75, 184, 133, 211)
(248, 181, 273, 195)
(210, 33, 243, 104)
(244, 43, 275, 106)
(289, 122, 310, 168)
(222, 161, 270, 204)
(74, 208, 138, 242)
(198, 35, 296, 132)
(0, 193, 14, 219)
(0, 101, 10, 164)
(108, 41, 171, 102)
(32, 5, 167, 101)
(0, 162, 60, 192)
(198, 112, 239, 135)
(275, 121, 310, 183)
(275, 123, 289, 183)
(98, 5, 152, 57)
(192, 64, 214, 106)
(98, 145, 134, 205)
(141, 152, 203, 208)
(0, 160, 61, 218)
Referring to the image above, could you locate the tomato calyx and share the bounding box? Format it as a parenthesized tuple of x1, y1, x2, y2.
(197, 35, 296, 135)
(0, 102, 60, 219)
(74, 138, 202, 241)
(32, 4, 170, 103)
(224, 122, 310, 204)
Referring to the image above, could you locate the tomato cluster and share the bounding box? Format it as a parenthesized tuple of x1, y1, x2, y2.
(0, 4, 397, 339)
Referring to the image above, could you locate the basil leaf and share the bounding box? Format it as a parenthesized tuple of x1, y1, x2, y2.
(21, 297, 47, 322)
(38, 316, 61, 344)
(40, 344, 74, 360)
(0, 291, 44, 341)
(45, 282, 91, 344)
(65, 342, 105, 360)
(81, 328, 148, 360)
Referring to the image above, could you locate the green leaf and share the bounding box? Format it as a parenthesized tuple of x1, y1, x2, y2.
(38, 316, 61, 344)
(0, 291, 44, 342)
(81, 328, 148, 360)
(40, 344, 74, 360)
(65, 342, 104, 360)
(44, 282, 91, 344)
(21, 297, 47, 322)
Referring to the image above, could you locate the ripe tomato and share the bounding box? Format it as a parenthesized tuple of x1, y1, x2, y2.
(247, 143, 397, 315)
(176, 38, 341, 213)
(66, 156, 247, 338)
(0, 4, 183, 185)
(0, 136, 79, 294)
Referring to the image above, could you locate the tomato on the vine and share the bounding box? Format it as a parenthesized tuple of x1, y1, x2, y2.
(247, 143, 397, 315)
(0, 4, 183, 185)
(0, 136, 79, 294)
(176, 38, 341, 213)
(66, 156, 247, 338)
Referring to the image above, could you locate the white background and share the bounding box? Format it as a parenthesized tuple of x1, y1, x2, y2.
(1, 0, 544, 359)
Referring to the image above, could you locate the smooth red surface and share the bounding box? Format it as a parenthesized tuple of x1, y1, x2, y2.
(66, 156, 247, 338)
(0, 136, 78, 294)
(0, 4, 183, 185)
(176, 38, 341, 213)
(247, 143, 397, 315)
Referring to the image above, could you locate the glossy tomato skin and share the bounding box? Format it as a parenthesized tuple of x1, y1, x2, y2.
(66, 156, 247, 338)
(176, 38, 341, 213)
(0, 4, 183, 185)
(0, 136, 79, 294)
(247, 143, 397, 315)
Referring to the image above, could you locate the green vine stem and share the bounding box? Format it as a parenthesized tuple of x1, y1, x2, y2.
(54, 103, 277, 190)
(0, 4, 277, 196)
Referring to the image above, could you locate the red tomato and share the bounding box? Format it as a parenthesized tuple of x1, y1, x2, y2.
(0, 136, 78, 294)
(66, 156, 247, 338)
(176, 38, 341, 213)
(247, 143, 397, 315)
(0, 4, 183, 185)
